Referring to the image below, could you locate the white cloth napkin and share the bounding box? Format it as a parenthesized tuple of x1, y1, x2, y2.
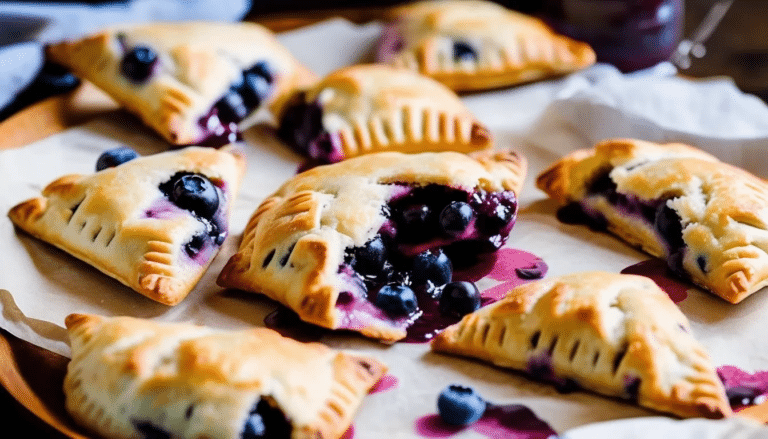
(523, 63, 768, 178)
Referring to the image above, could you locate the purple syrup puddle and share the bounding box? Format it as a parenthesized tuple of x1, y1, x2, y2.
(621, 258, 691, 304)
(416, 404, 557, 439)
(263, 306, 328, 342)
(371, 374, 399, 394)
(717, 365, 768, 411)
(473, 248, 548, 303)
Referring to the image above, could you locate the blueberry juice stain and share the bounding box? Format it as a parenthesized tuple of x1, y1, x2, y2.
(415, 403, 556, 439)
(621, 258, 690, 304)
(717, 365, 768, 411)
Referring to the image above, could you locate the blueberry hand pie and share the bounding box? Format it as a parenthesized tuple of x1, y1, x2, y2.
(278, 64, 493, 163)
(432, 271, 732, 419)
(536, 138, 768, 304)
(8, 147, 245, 305)
(218, 149, 526, 342)
(46, 22, 317, 146)
(64, 313, 386, 439)
(377, 0, 596, 92)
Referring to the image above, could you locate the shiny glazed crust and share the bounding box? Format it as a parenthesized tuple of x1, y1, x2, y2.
(536, 138, 768, 304)
(432, 272, 732, 419)
(47, 21, 317, 145)
(8, 147, 245, 305)
(289, 64, 493, 159)
(217, 149, 526, 342)
(63, 313, 386, 439)
(378, 0, 595, 92)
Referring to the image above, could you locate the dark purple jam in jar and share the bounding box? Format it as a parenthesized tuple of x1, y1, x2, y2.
(541, 0, 684, 72)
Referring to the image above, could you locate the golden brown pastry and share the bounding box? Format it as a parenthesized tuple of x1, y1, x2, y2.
(47, 21, 317, 146)
(64, 313, 386, 439)
(377, 0, 596, 92)
(218, 149, 526, 342)
(432, 271, 732, 419)
(278, 64, 493, 163)
(536, 138, 768, 304)
(9, 146, 245, 305)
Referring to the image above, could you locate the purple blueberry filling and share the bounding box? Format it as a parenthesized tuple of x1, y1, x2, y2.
(333, 183, 518, 339)
(120, 46, 158, 84)
(558, 170, 690, 278)
(196, 61, 274, 147)
(133, 421, 171, 439)
(147, 172, 229, 264)
(277, 96, 345, 163)
(240, 398, 292, 439)
(453, 41, 478, 62)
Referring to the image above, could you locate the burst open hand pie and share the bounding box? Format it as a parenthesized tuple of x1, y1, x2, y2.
(277, 64, 493, 163)
(218, 149, 526, 342)
(376, 0, 596, 92)
(536, 138, 768, 304)
(432, 271, 732, 419)
(8, 146, 245, 305)
(63, 313, 386, 439)
(46, 22, 317, 146)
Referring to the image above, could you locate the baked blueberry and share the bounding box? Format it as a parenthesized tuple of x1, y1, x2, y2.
(398, 204, 433, 240)
(96, 146, 138, 171)
(438, 281, 481, 318)
(375, 284, 418, 316)
(169, 173, 220, 219)
(411, 249, 452, 287)
(353, 235, 388, 276)
(439, 201, 474, 236)
(241, 61, 273, 108)
(241, 399, 292, 439)
(120, 46, 157, 83)
(437, 384, 486, 426)
(216, 89, 249, 124)
(452, 41, 478, 62)
(184, 232, 207, 258)
(726, 386, 767, 408)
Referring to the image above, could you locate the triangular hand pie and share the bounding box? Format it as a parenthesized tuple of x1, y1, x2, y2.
(536, 138, 768, 304)
(64, 313, 386, 439)
(47, 22, 317, 146)
(377, 0, 596, 92)
(278, 64, 493, 163)
(218, 149, 526, 342)
(432, 271, 732, 419)
(9, 147, 245, 305)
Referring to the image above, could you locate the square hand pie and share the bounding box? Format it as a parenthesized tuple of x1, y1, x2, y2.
(277, 64, 493, 163)
(536, 138, 768, 304)
(8, 147, 245, 305)
(376, 0, 596, 92)
(47, 22, 317, 146)
(64, 313, 386, 439)
(432, 271, 732, 419)
(218, 149, 526, 342)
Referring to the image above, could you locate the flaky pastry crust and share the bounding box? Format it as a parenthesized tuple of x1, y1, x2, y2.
(378, 0, 596, 92)
(536, 138, 768, 304)
(64, 313, 386, 439)
(432, 271, 732, 419)
(9, 147, 245, 305)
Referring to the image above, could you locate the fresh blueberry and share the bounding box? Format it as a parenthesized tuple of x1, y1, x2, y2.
(169, 173, 220, 219)
(353, 235, 388, 276)
(473, 191, 517, 236)
(438, 281, 481, 318)
(437, 384, 486, 426)
(240, 61, 273, 108)
(95, 146, 138, 171)
(241, 399, 292, 439)
(278, 100, 324, 154)
(121, 46, 157, 83)
(37, 61, 80, 92)
(439, 201, 474, 236)
(452, 41, 478, 62)
(375, 284, 418, 316)
(216, 89, 249, 123)
(411, 249, 452, 287)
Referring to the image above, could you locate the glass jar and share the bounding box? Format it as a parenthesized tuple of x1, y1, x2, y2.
(539, 0, 685, 72)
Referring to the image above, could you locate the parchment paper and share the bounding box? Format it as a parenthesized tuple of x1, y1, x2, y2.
(2, 18, 768, 438)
